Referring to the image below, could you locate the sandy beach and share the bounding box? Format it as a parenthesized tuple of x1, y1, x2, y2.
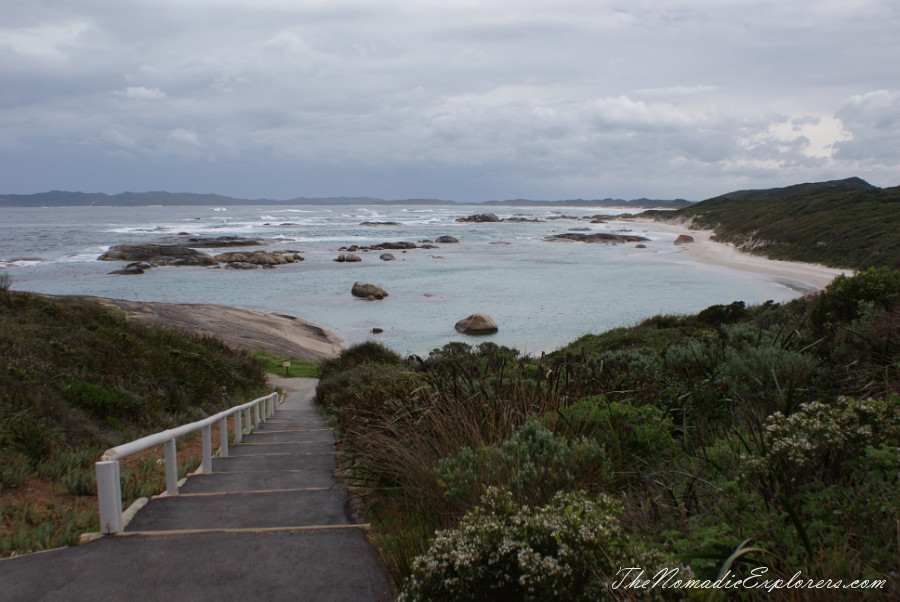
(50, 296, 343, 362)
(631, 218, 850, 293)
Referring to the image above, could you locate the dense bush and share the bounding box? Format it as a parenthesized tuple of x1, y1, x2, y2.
(435, 419, 608, 507)
(399, 487, 679, 602)
(809, 267, 900, 329)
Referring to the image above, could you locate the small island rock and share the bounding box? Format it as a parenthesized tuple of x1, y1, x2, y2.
(455, 313, 498, 335)
(674, 234, 695, 245)
(352, 282, 388, 299)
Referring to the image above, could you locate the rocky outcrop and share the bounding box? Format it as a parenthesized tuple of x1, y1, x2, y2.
(380, 253, 397, 261)
(102, 243, 304, 274)
(351, 282, 388, 300)
(99, 244, 218, 266)
(545, 232, 650, 244)
(455, 313, 498, 335)
(172, 236, 263, 248)
(360, 221, 401, 227)
(214, 251, 299, 266)
(335, 253, 362, 262)
(436, 236, 459, 243)
(339, 241, 418, 253)
(456, 213, 500, 223)
(502, 217, 542, 223)
(674, 234, 695, 245)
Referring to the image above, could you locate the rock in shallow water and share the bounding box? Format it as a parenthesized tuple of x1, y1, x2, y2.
(454, 313, 498, 335)
(352, 282, 388, 299)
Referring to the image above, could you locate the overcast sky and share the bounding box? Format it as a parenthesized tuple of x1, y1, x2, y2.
(1, 0, 898, 202)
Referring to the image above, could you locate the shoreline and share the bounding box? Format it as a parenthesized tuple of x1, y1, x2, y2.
(630, 218, 850, 293)
(45, 295, 343, 362)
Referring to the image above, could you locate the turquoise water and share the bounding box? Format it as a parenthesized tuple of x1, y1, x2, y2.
(1, 204, 814, 356)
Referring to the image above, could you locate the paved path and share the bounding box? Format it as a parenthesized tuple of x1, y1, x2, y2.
(0, 378, 394, 602)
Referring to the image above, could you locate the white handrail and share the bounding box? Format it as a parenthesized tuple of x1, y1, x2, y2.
(95, 391, 278, 534)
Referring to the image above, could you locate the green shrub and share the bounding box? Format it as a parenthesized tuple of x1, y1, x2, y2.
(399, 487, 679, 602)
(697, 300, 747, 326)
(0, 451, 32, 489)
(63, 380, 136, 417)
(1, 410, 63, 463)
(319, 341, 403, 378)
(553, 397, 676, 478)
(809, 267, 900, 329)
(435, 419, 608, 507)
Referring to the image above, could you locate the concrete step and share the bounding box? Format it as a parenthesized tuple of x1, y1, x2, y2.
(240, 428, 334, 444)
(124, 489, 353, 532)
(0, 528, 392, 602)
(211, 451, 337, 472)
(225, 441, 335, 457)
(178, 469, 338, 493)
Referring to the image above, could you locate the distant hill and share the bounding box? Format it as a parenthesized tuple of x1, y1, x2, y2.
(643, 177, 900, 270)
(481, 197, 693, 209)
(0, 190, 690, 209)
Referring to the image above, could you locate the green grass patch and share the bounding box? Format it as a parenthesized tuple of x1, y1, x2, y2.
(249, 351, 320, 378)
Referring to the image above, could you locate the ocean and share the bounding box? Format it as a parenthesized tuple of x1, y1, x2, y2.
(1, 203, 815, 357)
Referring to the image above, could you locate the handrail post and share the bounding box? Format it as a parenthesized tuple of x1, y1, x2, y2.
(254, 400, 261, 426)
(164, 438, 178, 495)
(267, 393, 275, 417)
(244, 407, 252, 433)
(96, 460, 123, 534)
(201, 424, 212, 474)
(219, 416, 229, 457)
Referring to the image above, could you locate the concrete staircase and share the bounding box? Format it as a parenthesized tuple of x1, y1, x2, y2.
(0, 378, 394, 602)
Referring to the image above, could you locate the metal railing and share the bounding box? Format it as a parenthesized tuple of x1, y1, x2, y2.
(95, 391, 279, 533)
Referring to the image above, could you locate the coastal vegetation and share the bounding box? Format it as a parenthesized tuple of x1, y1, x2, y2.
(643, 177, 900, 270)
(0, 291, 269, 556)
(316, 267, 900, 600)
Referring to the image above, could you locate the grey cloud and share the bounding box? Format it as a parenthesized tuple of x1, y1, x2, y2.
(834, 90, 900, 164)
(0, 0, 898, 200)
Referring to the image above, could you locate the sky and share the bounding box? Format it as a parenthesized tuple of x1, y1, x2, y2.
(1, 0, 899, 202)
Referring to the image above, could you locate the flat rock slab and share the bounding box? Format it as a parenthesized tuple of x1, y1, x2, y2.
(178, 469, 338, 493)
(125, 489, 351, 532)
(0, 528, 392, 602)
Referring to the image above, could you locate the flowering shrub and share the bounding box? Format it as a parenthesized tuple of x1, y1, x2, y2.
(399, 487, 677, 602)
(742, 395, 900, 490)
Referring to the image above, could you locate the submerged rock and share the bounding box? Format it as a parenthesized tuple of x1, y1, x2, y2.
(545, 232, 650, 244)
(455, 313, 498, 335)
(456, 213, 500, 223)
